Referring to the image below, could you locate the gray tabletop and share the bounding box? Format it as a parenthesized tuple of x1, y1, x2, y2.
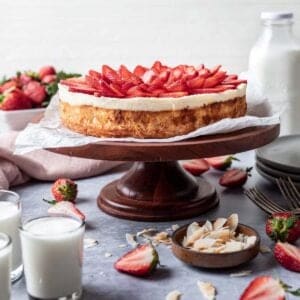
(11, 150, 300, 300)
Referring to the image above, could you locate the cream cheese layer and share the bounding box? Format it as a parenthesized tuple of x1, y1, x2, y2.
(59, 83, 246, 111)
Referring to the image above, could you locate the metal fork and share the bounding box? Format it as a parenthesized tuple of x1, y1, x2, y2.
(244, 187, 289, 215)
(276, 177, 300, 212)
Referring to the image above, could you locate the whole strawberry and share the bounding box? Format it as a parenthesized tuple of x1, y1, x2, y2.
(0, 89, 32, 110)
(51, 178, 78, 203)
(266, 212, 300, 243)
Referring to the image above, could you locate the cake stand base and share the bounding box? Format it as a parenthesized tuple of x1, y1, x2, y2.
(98, 161, 218, 221)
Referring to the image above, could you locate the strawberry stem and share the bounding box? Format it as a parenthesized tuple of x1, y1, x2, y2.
(280, 281, 300, 296)
(43, 198, 56, 205)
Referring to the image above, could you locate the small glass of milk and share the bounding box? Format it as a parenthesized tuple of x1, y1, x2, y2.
(20, 216, 85, 300)
(0, 233, 12, 300)
(0, 190, 23, 282)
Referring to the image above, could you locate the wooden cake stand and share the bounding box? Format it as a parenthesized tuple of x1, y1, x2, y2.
(50, 125, 279, 221)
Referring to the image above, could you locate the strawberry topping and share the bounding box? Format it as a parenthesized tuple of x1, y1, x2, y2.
(61, 62, 246, 98)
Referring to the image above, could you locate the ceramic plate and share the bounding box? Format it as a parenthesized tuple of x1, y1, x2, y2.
(256, 158, 300, 181)
(256, 135, 300, 173)
(256, 163, 300, 188)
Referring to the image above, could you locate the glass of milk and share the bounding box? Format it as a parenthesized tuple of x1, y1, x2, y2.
(20, 216, 85, 300)
(0, 232, 12, 300)
(0, 190, 23, 282)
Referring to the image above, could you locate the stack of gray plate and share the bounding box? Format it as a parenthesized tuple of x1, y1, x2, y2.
(255, 135, 300, 187)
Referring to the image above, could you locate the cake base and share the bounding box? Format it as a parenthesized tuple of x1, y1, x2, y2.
(59, 96, 246, 138)
(98, 161, 218, 221)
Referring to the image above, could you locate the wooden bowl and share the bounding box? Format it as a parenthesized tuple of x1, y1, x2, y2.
(171, 221, 260, 269)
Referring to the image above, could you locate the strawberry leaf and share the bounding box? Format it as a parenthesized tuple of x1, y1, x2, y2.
(0, 94, 4, 104)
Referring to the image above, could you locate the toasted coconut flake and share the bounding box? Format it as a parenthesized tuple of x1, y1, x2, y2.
(230, 270, 252, 277)
(203, 220, 213, 232)
(213, 218, 227, 230)
(193, 238, 216, 251)
(125, 233, 138, 248)
(153, 231, 172, 245)
(165, 290, 182, 300)
(186, 228, 205, 246)
(226, 213, 238, 231)
(117, 244, 126, 248)
(187, 222, 201, 237)
(245, 235, 257, 248)
(84, 238, 99, 249)
(221, 240, 243, 253)
(104, 252, 112, 258)
(207, 229, 231, 241)
(136, 228, 157, 237)
(260, 245, 271, 254)
(197, 281, 216, 300)
(172, 224, 180, 231)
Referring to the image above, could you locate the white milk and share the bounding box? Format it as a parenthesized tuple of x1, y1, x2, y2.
(0, 233, 12, 300)
(0, 201, 22, 274)
(20, 216, 85, 299)
(248, 12, 300, 135)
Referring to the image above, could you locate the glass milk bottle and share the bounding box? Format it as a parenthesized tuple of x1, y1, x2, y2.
(248, 12, 300, 135)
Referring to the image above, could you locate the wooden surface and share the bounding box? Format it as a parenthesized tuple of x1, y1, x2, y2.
(171, 222, 260, 268)
(50, 125, 280, 162)
(98, 162, 218, 221)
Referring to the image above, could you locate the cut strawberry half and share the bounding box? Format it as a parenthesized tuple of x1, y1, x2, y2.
(165, 80, 186, 92)
(240, 276, 285, 300)
(119, 65, 141, 85)
(69, 86, 98, 95)
(219, 167, 252, 188)
(47, 201, 85, 221)
(186, 76, 205, 89)
(182, 159, 210, 175)
(127, 86, 152, 97)
(114, 244, 159, 277)
(151, 60, 163, 73)
(274, 242, 300, 272)
(203, 72, 227, 88)
(198, 68, 210, 78)
(205, 155, 239, 170)
(210, 65, 222, 76)
(88, 69, 102, 80)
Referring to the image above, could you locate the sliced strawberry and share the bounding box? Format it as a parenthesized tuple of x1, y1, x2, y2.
(39, 65, 56, 79)
(127, 86, 152, 97)
(158, 70, 170, 83)
(114, 244, 159, 277)
(0, 89, 32, 110)
(88, 69, 102, 80)
(192, 87, 229, 94)
(218, 84, 236, 90)
(165, 80, 186, 92)
(109, 83, 125, 97)
(69, 86, 98, 95)
(121, 81, 135, 93)
(203, 71, 227, 88)
(119, 65, 141, 85)
(159, 91, 188, 98)
(219, 167, 252, 188)
(151, 88, 167, 96)
(99, 80, 119, 97)
(210, 65, 222, 76)
(47, 201, 85, 220)
(60, 77, 86, 86)
(240, 276, 285, 300)
(196, 64, 204, 71)
(102, 65, 121, 84)
(42, 74, 57, 84)
(186, 76, 205, 89)
(182, 159, 210, 176)
(224, 74, 238, 81)
(133, 65, 147, 77)
(222, 79, 247, 85)
(198, 68, 211, 78)
(141, 69, 157, 84)
(274, 242, 300, 272)
(23, 81, 47, 103)
(205, 155, 239, 170)
(151, 61, 163, 73)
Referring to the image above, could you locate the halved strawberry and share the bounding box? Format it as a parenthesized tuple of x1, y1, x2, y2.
(240, 276, 285, 300)
(203, 71, 227, 88)
(274, 242, 300, 272)
(210, 65, 222, 76)
(198, 68, 210, 78)
(205, 155, 239, 170)
(114, 244, 159, 277)
(186, 76, 205, 89)
(159, 91, 188, 98)
(47, 201, 85, 220)
(109, 83, 125, 97)
(88, 69, 102, 80)
(219, 167, 252, 188)
(182, 159, 210, 176)
(151, 61, 163, 73)
(133, 65, 147, 77)
(23, 81, 47, 103)
(119, 65, 141, 85)
(141, 69, 156, 84)
(102, 65, 121, 84)
(224, 74, 238, 81)
(99, 80, 119, 97)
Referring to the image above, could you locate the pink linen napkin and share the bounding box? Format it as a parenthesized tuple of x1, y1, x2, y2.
(0, 131, 123, 189)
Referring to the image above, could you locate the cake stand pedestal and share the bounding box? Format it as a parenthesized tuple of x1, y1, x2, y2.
(50, 125, 279, 221)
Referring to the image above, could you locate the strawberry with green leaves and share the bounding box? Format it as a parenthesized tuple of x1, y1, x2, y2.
(240, 276, 300, 300)
(114, 244, 159, 277)
(205, 155, 239, 170)
(266, 212, 300, 243)
(51, 178, 78, 203)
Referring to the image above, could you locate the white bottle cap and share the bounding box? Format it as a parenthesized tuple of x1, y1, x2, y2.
(261, 11, 293, 20)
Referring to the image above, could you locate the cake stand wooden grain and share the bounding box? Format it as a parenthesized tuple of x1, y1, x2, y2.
(49, 124, 279, 221)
